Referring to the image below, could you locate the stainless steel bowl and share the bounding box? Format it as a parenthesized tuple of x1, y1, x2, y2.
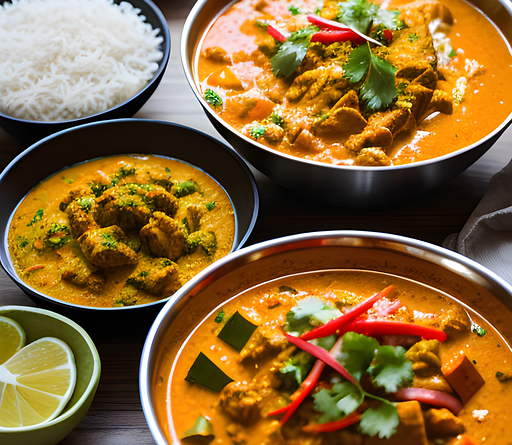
(181, 0, 512, 208)
(139, 230, 512, 444)
(0, 0, 171, 146)
(0, 119, 259, 319)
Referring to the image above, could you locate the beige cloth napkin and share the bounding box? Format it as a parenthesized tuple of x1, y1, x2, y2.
(443, 158, 512, 285)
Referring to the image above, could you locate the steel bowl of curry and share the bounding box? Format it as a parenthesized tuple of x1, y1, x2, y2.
(182, 0, 512, 208)
(0, 119, 259, 312)
(140, 230, 512, 445)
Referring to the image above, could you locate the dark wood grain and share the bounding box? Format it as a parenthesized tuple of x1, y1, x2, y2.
(0, 0, 511, 443)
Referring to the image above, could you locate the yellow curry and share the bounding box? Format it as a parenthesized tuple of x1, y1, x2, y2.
(167, 270, 512, 444)
(8, 155, 235, 308)
(197, 0, 512, 166)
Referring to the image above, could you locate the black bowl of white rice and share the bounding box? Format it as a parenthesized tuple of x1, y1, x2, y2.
(0, 0, 170, 145)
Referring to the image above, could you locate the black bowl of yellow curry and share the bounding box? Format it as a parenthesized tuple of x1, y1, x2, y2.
(0, 119, 259, 315)
(140, 231, 512, 445)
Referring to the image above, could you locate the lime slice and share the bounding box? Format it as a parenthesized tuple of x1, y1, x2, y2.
(0, 337, 77, 429)
(0, 316, 26, 365)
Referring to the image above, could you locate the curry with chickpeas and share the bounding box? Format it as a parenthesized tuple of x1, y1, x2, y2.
(166, 270, 512, 444)
(8, 155, 235, 308)
(197, 0, 512, 166)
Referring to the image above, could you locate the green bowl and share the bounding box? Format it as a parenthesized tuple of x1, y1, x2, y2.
(0, 305, 101, 445)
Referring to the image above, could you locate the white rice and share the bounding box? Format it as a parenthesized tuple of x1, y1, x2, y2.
(0, 0, 163, 122)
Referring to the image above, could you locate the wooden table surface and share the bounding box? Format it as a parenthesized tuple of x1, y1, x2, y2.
(0, 1, 511, 443)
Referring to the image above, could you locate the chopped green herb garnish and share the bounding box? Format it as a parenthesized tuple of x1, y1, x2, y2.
(204, 89, 223, 108)
(408, 33, 419, 42)
(250, 125, 266, 139)
(217, 311, 258, 352)
(270, 110, 285, 127)
(61, 176, 74, 184)
(214, 309, 225, 323)
(206, 201, 216, 211)
(343, 42, 398, 110)
(255, 20, 269, 28)
(45, 223, 71, 249)
(27, 209, 43, 227)
(281, 351, 315, 384)
(181, 416, 214, 440)
(101, 232, 118, 249)
(359, 401, 400, 439)
(449, 48, 457, 58)
(17, 235, 28, 248)
(284, 298, 341, 335)
(185, 352, 234, 392)
(271, 26, 319, 78)
(337, 0, 404, 34)
(76, 196, 95, 213)
(174, 180, 198, 198)
(89, 180, 108, 197)
(289, 5, 301, 15)
(472, 322, 486, 337)
(496, 371, 512, 382)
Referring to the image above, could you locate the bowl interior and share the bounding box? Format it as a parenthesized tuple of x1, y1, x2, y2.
(0, 305, 101, 426)
(0, 0, 171, 144)
(0, 119, 259, 312)
(140, 231, 512, 444)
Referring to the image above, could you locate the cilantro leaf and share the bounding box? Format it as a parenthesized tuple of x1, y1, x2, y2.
(289, 5, 301, 15)
(310, 334, 337, 351)
(280, 351, 315, 384)
(338, 0, 379, 34)
(359, 401, 399, 439)
(284, 298, 342, 335)
(368, 345, 413, 393)
(337, 332, 379, 382)
(271, 26, 319, 78)
(313, 382, 364, 423)
(338, 0, 404, 34)
(344, 43, 397, 110)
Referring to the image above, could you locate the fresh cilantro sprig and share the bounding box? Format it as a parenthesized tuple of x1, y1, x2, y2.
(311, 332, 413, 439)
(283, 297, 342, 335)
(337, 0, 405, 34)
(271, 26, 319, 78)
(343, 42, 398, 110)
(280, 350, 315, 384)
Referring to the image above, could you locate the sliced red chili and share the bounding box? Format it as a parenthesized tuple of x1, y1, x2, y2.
(285, 333, 358, 386)
(267, 359, 326, 421)
(267, 25, 287, 42)
(383, 28, 393, 41)
(302, 411, 361, 433)
(311, 29, 366, 45)
(338, 319, 447, 342)
(300, 285, 394, 341)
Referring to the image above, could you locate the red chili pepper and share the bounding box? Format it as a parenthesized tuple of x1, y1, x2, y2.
(311, 29, 366, 45)
(383, 28, 393, 41)
(338, 319, 447, 342)
(302, 411, 362, 433)
(267, 25, 287, 43)
(267, 359, 326, 420)
(300, 285, 395, 341)
(285, 333, 358, 386)
(395, 387, 462, 415)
